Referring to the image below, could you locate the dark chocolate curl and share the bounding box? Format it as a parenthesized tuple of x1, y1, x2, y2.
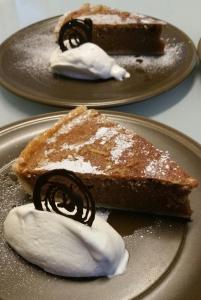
(58, 18, 93, 52)
(33, 169, 95, 227)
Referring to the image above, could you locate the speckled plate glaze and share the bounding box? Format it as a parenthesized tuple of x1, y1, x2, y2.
(0, 110, 201, 300)
(0, 16, 198, 108)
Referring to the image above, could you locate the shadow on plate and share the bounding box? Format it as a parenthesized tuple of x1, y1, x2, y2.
(116, 68, 196, 117)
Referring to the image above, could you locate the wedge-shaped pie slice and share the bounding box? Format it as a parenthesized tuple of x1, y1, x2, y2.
(13, 106, 198, 218)
(55, 3, 166, 55)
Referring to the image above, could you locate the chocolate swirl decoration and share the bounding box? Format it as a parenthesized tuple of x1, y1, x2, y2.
(33, 169, 95, 226)
(58, 18, 93, 52)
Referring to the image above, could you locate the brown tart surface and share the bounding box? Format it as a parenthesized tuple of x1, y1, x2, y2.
(55, 3, 166, 55)
(13, 106, 198, 218)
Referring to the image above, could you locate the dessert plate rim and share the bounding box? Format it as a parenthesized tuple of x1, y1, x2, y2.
(197, 38, 201, 61)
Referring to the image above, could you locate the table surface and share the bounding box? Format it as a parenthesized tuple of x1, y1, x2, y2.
(0, 0, 200, 144)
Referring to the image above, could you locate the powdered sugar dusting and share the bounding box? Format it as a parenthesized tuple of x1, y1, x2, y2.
(47, 110, 92, 145)
(111, 133, 134, 164)
(114, 43, 184, 72)
(99, 127, 119, 145)
(11, 22, 184, 79)
(59, 110, 92, 135)
(43, 123, 136, 172)
(58, 124, 134, 166)
(61, 126, 118, 151)
(12, 27, 56, 76)
(0, 164, 46, 299)
(80, 14, 124, 24)
(36, 156, 103, 175)
(130, 13, 166, 25)
(144, 151, 171, 177)
(79, 13, 165, 25)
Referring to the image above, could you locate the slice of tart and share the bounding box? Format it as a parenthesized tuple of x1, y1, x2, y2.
(55, 3, 166, 55)
(13, 106, 198, 219)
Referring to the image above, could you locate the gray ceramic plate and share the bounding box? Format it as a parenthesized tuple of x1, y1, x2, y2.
(0, 111, 201, 300)
(198, 38, 201, 61)
(0, 17, 198, 108)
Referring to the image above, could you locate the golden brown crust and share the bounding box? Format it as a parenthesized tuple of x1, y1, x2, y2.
(13, 106, 88, 174)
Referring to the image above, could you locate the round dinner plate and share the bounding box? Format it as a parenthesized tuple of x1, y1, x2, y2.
(0, 110, 201, 300)
(0, 16, 198, 108)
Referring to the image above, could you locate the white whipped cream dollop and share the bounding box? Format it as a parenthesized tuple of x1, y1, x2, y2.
(50, 42, 130, 81)
(4, 204, 129, 278)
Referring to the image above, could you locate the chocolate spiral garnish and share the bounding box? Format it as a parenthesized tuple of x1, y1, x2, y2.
(58, 18, 93, 52)
(33, 169, 95, 226)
